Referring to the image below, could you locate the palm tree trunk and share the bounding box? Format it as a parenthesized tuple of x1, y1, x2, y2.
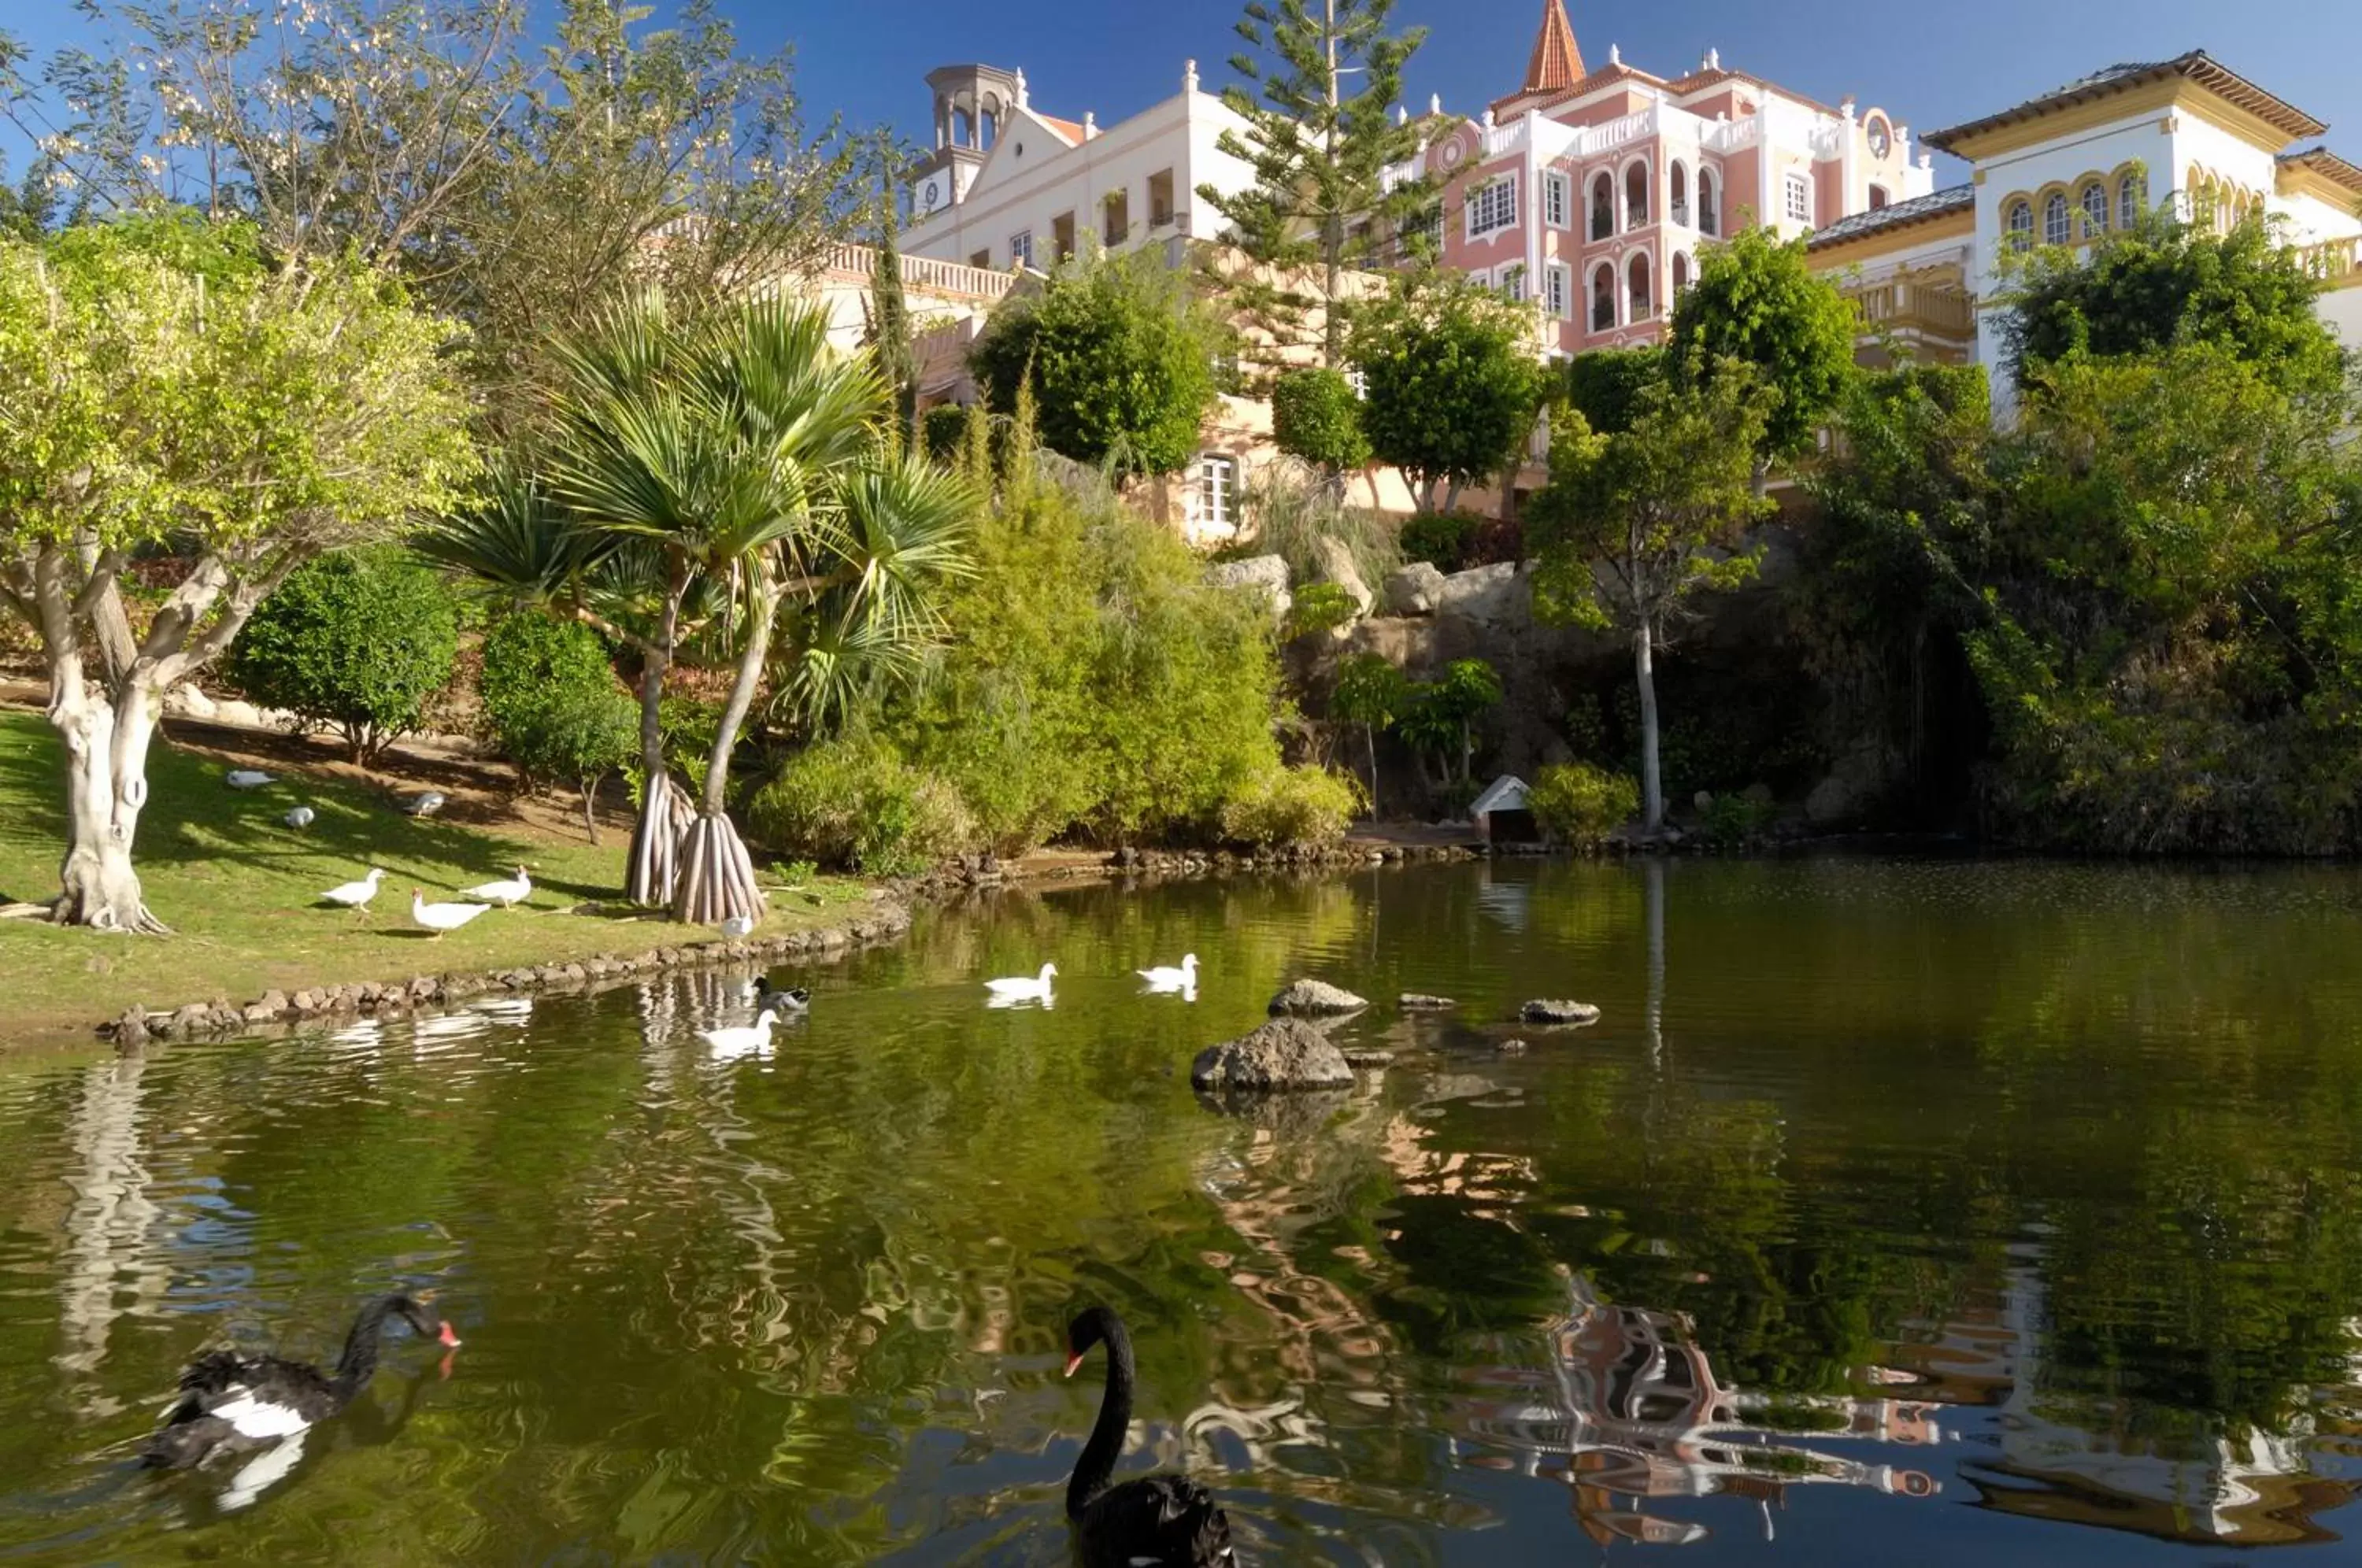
(672, 584, 778, 926)
(625, 588, 683, 907)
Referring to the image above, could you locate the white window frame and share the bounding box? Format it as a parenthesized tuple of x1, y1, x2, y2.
(1009, 230, 1033, 269)
(2043, 191, 2069, 246)
(1197, 453, 1239, 532)
(1499, 264, 1527, 303)
(1466, 175, 1518, 239)
(1783, 172, 1811, 224)
(1545, 262, 1571, 320)
(1542, 170, 1570, 230)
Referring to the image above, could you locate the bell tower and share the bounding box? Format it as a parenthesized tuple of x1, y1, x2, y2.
(910, 63, 1024, 221)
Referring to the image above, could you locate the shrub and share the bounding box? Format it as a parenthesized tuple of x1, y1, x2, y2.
(1233, 457, 1400, 587)
(1528, 763, 1639, 847)
(746, 735, 976, 876)
(1220, 765, 1361, 846)
(476, 612, 636, 841)
(920, 404, 971, 465)
(226, 547, 458, 761)
(1398, 509, 1483, 572)
(1285, 581, 1361, 639)
(1699, 793, 1779, 848)
(1271, 366, 1371, 471)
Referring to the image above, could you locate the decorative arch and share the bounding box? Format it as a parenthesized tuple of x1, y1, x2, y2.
(1669, 160, 1689, 225)
(1626, 248, 1654, 321)
(1622, 155, 1652, 229)
(1590, 171, 1616, 240)
(1589, 260, 1618, 331)
(2111, 161, 2148, 230)
(2076, 178, 2108, 238)
(1672, 250, 1691, 298)
(2038, 185, 2071, 246)
(2004, 195, 2034, 253)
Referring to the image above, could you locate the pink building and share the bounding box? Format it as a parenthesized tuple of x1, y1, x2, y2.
(1420, 0, 1934, 354)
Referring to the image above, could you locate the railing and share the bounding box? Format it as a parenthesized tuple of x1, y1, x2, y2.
(1669, 202, 1691, 230)
(2292, 236, 2362, 287)
(1849, 279, 1975, 338)
(1698, 117, 1757, 155)
(823, 243, 1018, 301)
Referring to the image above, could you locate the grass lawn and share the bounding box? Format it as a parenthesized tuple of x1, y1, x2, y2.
(0, 705, 868, 1045)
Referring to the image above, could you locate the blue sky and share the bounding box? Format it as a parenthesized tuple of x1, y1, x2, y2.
(6, 0, 2359, 187)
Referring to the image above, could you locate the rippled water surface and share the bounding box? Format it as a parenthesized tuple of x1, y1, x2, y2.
(7, 858, 2362, 1563)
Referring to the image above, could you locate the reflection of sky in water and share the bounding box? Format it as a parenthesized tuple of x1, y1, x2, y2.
(3, 859, 2362, 1561)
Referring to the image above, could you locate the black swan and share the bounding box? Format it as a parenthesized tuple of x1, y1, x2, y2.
(143, 1293, 461, 1470)
(1061, 1306, 1235, 1567)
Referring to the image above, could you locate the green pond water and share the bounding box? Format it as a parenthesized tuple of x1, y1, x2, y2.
(5, 857, 2362, 1564)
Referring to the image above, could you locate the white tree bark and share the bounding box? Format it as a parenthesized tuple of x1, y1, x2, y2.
(1635, 619, 1664, 831)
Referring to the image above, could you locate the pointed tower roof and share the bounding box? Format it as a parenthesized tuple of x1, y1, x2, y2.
(1522, 0, 1586, 98)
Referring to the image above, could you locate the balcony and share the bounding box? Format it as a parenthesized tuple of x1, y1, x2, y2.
(2292, 236, 2362, 288)
(1846, 277, 1976, 359)
(823, 243, 1017, 302)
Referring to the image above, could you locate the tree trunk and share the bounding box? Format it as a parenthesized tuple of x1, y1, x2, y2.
(1635, 620, 1664, 831)
(1442, 479, 1464, 514)
(50, 683, 168, 934)
(1365, 723, 1381, 819)
(579, 775, 600, 845)
(624, 590, 682, 907)
(672, 584, 777, 926)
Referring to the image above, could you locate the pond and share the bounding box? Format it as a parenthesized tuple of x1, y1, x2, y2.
(5, 857, 2362, 1564)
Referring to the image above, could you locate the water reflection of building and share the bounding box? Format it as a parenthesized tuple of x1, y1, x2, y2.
(1897, 1269, 2357, 1547)
(1452, 1270, 1939, 1547)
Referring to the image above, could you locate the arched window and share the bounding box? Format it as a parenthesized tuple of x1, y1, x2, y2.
(2118, 170, 2144, 229)
(1625, 161, 1650, 228)
(2079, 181, 2107, 238)
(1868, 183, 1890, 210)
(2006, 199, 2033, 253)
(1672, 251, 1690, 297)
(1697, 168, 1719, 235)
(2042, 192, 2069, 246)
(1590, 264, 1616, 331)
(1590, 172, 1615, 240)
(1627, 252, 1653, 321)
(1670, 161, 1689, 226)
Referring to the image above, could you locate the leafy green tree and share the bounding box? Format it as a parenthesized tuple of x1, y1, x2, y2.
(2003, 207, 2345, 398)
(969, 248, 1224, 477)
(1330, 651, 1408, 816)
(1561, 346, 1667, 436)
(1352, 270, 1542, 512)
(1271, 365, 1371, 475)
(1527, 762, 1640, 847)
(0, 216, 473, 931)
(1529, 364, 1776, 830)
(1668, 225, 1857, 478)
(1197, 0, 1433, 374)
(478, 612, 637, 841)
(1398, 658, 1502, 796)
(226, 549, 460, 763)
(867, 176, 918, 444)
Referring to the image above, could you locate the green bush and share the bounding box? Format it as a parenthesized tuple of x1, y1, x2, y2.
(746, 735, 976, 876)
(476, 612, 636, 841)
(1700, 793, 1779, 848)
(1232, 457, 1400, 588)
(1271, 366, 1370, 471)
(1285, 581, 1360, 639)
(227, 547, 458, 761)
(1528, 763, 1639, 847)
(1398, 509, 1483, 572)
(920, 404, 970, 465)
(1219, 765, 1361, 847)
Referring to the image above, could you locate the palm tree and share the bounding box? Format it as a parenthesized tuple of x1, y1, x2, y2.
(541, 291, 974, 922)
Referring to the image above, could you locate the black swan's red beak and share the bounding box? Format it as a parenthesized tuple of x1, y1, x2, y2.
(1062, 1343, 1083, 1378)
(437, 1320, 462, 1348)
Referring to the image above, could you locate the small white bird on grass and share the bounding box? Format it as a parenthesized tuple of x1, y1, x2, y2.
(458, 866, 531, 908)
(697, 1008, 779, 1060)
(283, 805, 316, 830)
(395, 791, 446, 819)
(984, 963, 1057, 1008)
(410, 889, 490, 937)
(719, 914, 755, 938)
(1137, 953, 1198, 993)
(320, 867, 387, 915)
(225, 769, 274, 790)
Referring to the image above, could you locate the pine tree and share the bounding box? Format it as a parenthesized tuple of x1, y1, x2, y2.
(1198, 0, 1434, 379)
(868, 183, 917, 443)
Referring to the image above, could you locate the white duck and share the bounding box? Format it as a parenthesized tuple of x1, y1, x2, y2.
(458, 866, 531, 908)
(984, 963, 1057, 1007)
(697, 1008, 779, 1060)
(283, 805, 316, 830)
(320, 867, 387, 915)
(410, 889, 491, 938)
(1136, 953, 1198, 993)
(225, 769, 274, 790)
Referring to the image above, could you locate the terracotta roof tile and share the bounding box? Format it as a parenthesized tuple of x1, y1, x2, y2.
(1924, 50, 2324, 153)
(1805, 183, 1974, 249)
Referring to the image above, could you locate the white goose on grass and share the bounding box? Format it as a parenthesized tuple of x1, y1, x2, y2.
(984, 963, 1057, 1008)
(458, 866, 531, 908)
(225, 769, 274, 790)
(697, 1008, 779, 1060)
(1137, 953, 1198, 993)
(410, 889, 491, 938)
(320, 867, 387, 915)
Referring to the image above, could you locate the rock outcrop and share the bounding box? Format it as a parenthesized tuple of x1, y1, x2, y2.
(1207, 554, 1291, 619)
(1398, 992, 1457, 1011)
(1190, 1019, 1354, 1091)
(1382, 562, 1446, 617)
(1520, 998, 1601, 1025)
(1312, 535, 1374, 616)
(1268, 978, 1369, 1016)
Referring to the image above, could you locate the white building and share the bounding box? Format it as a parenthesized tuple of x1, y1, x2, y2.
(905, 59, 1258, 276)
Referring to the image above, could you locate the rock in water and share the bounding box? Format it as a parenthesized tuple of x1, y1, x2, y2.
(1398, 993, 1457, 1011)
(1520, 999, 1601, 1026)
(1340, 1046, 1396, 1068)
(1190, 1020, 1354, 1091)
(1268, 978, 1368, 1016)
